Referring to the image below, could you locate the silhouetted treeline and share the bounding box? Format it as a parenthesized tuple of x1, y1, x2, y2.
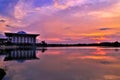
(37, 41, 120, 47)
(98, 41, 120, 47)
(1, 40, 120, 47)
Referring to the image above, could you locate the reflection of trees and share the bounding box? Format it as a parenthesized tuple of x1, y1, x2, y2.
(41, 47, 47, 53)
(114, 48, 119, 52)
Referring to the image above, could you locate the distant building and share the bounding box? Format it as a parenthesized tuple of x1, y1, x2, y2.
(5, 31, 39, 45)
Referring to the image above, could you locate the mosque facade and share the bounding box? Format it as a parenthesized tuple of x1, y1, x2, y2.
(0, 31, 39, 45)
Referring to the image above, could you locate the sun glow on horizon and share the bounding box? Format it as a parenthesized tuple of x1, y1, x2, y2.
(0, 0, 120, 43)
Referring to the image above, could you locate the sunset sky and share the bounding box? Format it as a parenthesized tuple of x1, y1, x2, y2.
(0, 0, 120, 43)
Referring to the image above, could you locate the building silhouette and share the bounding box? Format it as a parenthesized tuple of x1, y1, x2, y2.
(0, 38, 7, 45)
(0, 34, 7, 45)
(5, 31, 39, 45)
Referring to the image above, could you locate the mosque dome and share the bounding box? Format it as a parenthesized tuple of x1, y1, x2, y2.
(17, 31, 27, 34)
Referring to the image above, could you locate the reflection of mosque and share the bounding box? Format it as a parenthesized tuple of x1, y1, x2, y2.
(0, 48, 47, 79)
(4, 49, 38, 62)
(0, 48, 47, 62)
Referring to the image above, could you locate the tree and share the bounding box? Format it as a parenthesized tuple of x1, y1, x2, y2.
(41, 41, 47, 46)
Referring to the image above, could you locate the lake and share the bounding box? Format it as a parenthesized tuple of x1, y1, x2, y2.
(0, 47, 120, 80)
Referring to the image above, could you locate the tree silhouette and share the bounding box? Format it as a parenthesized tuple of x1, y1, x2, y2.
(41, 41, 47, 47)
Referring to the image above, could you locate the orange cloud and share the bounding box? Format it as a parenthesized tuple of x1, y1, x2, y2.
(1, 0, 120, 43)
(91, 37, 109, 43)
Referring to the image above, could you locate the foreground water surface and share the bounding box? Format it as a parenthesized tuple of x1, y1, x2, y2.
(0, 47, 120, 80)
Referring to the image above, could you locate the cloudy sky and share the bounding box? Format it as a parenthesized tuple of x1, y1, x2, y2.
(0, 0, 120, 43)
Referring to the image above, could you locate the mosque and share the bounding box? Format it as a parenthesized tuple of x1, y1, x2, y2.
(0, 31, 39, 45)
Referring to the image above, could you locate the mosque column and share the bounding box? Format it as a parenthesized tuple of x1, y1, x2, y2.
(26, 37, 28, 43)
(30, 37, 32, 43)
(16, 36, 18, 43)
(18, 36, 19, 43)
(29, 37, 31, 43)
(27, 37, 29, 43)
(13, 37, 14, 43)
(31, 37, 33, 43)
(23, 36, 25, 43)
(20, 36, 21, 43)
(22, 36, 24, 43)
(21, 36, 23, 43)
(15, 36, 17, 43)
(24, 36, 26, 43)
(27, 37, 28, 43)
(34, 37, 36, 43)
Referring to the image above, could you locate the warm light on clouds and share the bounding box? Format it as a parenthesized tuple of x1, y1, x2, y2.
(0, 0, 120, 43)
(14, 1, 27, 19)
(54, 0, 85, 9)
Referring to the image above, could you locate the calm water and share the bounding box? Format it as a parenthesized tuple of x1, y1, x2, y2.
(0, 47, 120, 80)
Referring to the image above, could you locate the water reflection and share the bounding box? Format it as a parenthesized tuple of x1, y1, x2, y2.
(0, 48, 47, 62)
(4, 49, 39, 62)
(0, 47, 120, 80)
(0, 47, 47, 80)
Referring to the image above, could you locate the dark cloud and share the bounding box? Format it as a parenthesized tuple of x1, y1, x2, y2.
(0, 19, 5, 23)
(64, 27, 71, 30)
(6, 25, 15, 28)
(99, 28, 113, 31)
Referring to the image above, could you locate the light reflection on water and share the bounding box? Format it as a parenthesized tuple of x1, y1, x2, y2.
(0, 47, 120, 80)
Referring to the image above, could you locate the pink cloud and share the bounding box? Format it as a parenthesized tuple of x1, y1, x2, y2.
(1, 0, 120, 43)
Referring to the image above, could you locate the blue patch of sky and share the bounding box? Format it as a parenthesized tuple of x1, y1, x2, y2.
(33, 0, 53, 7)
(0, 0, 18, 17)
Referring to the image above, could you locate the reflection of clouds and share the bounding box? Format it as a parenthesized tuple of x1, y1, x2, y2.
(67, 55, 119, 65)
(3, 47, 120, 80)
(5, 62, 27, 80)
(104, 75, 120, 80)
(80, 56, 115, 60)
(93, 47, 106, 55)
(36, 51, 42, 59)
(63, 47, 120, 66)
(12, 75, 27, 80)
